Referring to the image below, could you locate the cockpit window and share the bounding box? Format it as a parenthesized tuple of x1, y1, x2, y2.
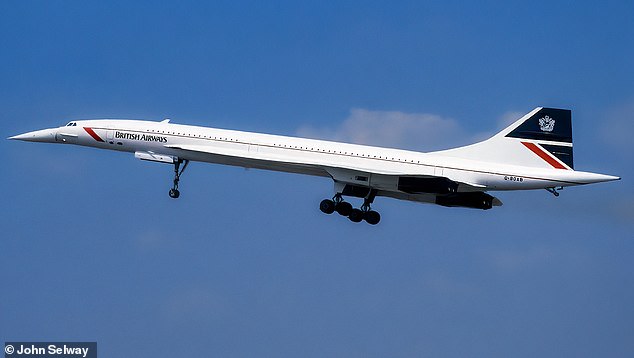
(66, 122, 77, 126)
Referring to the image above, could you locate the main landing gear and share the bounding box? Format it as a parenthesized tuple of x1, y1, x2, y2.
(168, 159, 189, 199)
(319, 193, 381, 225)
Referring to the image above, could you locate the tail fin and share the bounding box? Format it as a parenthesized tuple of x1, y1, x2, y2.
(435, 107, 574, 170)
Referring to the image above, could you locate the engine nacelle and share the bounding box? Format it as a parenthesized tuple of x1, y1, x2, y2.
(398, 176, 458, 194)
(435, 192, 495, 210)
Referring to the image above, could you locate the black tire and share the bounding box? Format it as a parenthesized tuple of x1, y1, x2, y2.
(169, 189, 180, 199)
(319, 199, 335, 214)
(349, 208, 364, 223)
(335, 201, 353, 216)
(364, 210, 381, 225)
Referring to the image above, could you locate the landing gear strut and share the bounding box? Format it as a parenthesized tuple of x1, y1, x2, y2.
(546, 186, 562, 197)
(359, 191, 380, 225)
(169, 159, 189, 199)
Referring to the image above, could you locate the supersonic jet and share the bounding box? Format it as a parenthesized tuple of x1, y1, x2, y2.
(9, 107, 620, 225)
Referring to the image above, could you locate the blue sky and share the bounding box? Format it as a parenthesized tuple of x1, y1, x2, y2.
(1, 1, 632, 357)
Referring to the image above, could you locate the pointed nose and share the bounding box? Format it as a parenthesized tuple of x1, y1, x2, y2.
(8, 128, 57, 143)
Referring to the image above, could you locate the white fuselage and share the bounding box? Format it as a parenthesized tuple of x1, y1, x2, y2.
(40, 119, 614, 201)
(11, 107, 620, 222)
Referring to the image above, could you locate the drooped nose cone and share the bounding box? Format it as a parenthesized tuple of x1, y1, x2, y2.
(8, 128, 57, 143)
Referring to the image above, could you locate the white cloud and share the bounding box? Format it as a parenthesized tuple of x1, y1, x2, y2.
(296, 108, 472, 151)
(497, 111, 524, 129)
(296, 108, 526, 152)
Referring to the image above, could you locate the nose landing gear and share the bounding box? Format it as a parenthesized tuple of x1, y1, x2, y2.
(168, 159, 189, 199)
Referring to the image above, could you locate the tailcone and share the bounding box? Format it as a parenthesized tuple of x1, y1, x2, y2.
(573, 171, 621, 184)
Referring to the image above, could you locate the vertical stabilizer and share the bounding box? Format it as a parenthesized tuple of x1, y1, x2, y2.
(434, 107, 574, 170)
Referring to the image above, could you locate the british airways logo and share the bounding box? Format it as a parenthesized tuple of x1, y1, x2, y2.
(538, 115, 555, 132)
(115, 131, 167, 143)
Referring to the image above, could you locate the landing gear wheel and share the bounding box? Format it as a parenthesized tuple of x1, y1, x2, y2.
(169, 159, 189, 199)
(335, 201, 353, 216)
(349, 209, 364, 223)
(320, 199, 335, 214)
(321, 191, 381, 224)
(364, 210, 380, 225)
(169, 188, 180, 199)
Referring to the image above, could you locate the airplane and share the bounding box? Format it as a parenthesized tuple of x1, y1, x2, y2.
(9, 107, 619, 225)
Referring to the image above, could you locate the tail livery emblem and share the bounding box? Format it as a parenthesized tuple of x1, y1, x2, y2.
(506, 108, 571, 143)
(539, 115, 555, 132)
